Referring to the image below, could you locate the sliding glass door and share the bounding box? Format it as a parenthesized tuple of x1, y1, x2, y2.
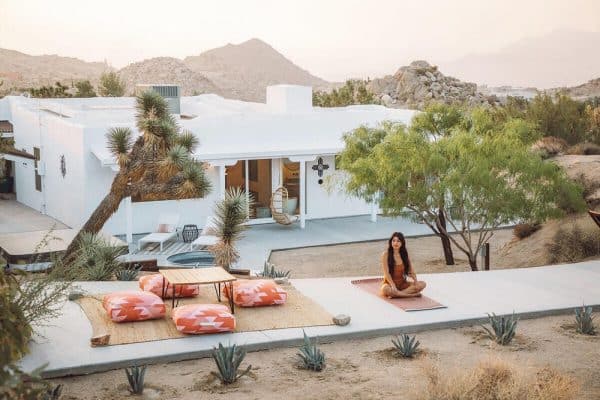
(225, 159, 272, 219)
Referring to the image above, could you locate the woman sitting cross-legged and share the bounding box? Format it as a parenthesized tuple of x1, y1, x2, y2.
(380, 232, 426, 298)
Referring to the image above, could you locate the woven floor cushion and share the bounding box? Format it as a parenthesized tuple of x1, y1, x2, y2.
(224, 279, 287, 307)
(139, 274, 199, 299)
(172, 304, 235, 334)
(103, 291, 166, 323)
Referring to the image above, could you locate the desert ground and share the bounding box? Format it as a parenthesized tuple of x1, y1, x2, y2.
(53, 314, 599, 399)
(51, 220, 600, 399)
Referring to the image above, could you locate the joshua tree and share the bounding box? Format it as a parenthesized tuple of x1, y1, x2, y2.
(211, 187, 251, 271)
(63, 91, 211, 262)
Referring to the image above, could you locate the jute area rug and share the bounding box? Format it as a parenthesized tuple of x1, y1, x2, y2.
(351, 278, 447, 311)
(76, 283, 333, 346)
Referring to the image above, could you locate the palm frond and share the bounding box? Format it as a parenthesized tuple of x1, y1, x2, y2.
(158, 145, 189, 181)
(177, 130, 199, 152)
(106, 127, 133, 168)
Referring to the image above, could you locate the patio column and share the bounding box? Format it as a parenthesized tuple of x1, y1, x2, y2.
(299, 160, 306, 228)
(370, 198, 377, 223)
(125, 195, 133, 245)
(218, 165, 226, 200)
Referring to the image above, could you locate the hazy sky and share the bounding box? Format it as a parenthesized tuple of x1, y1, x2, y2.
(1, 0, 599, 81)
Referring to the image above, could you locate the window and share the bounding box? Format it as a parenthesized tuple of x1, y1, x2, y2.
(34, 147, 41, 192)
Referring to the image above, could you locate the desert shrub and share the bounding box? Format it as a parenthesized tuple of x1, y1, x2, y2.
(259, 261, 290, 279)
(566, 141, 600, 155)
(548, 220, 600, 263)
(513, 222, 541, 239)
(54, 233, 125, 281)
(530, 136, 568, 158)
(481, 313, 518, 345)
(555, 179, 586, 214)
(574, 305, 596, 335)
(419, 359, 579, 400)
(115, 266, 141, 281)
(297, 331, 325, 371)
(124, 365, 146, 394)
(211, 343, 251, 384)
(391, 334, 420, 358)
(0, 364, 63, 400)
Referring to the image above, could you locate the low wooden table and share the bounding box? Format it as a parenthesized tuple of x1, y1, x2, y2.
(159, 267, 237, 313)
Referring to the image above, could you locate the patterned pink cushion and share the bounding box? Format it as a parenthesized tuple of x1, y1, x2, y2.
(139, 274, 199, 299)
(102, 291, 165, 322)
(224, 279, 287, 307)
(172, 304, 235, 334)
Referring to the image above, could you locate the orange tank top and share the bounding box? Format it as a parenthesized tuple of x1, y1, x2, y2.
(384, 263, 406, 286)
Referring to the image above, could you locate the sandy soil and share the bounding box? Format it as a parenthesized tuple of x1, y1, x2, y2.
(53, 315, 599, 399)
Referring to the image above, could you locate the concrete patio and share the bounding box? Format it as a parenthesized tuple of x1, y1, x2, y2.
(19, 260, 600, 378)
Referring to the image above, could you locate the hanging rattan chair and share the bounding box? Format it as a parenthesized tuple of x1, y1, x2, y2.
(270, 186, 299, 225)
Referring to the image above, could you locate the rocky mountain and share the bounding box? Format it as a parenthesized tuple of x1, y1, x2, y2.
(369, 60, 491, 109)
(442, 29, 600, 89)
(556, 78, 600, 100)
(117, 57, 222, 96)
(184, 38, 329, 101)
(0, 48, 110, 90)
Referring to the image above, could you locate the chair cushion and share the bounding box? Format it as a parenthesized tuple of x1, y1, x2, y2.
(224, 279, 287, 307)
(172, 304, 235, 334)
(102, 291, 166, 322)
(139, 274, 199, 299)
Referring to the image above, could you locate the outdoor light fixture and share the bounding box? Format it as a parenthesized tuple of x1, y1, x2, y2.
(312, 157, 329, 178)
(60, 155, 66, 177)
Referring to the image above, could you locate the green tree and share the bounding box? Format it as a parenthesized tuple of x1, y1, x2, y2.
(28, 81, 71, 98)
(526, 93, 588, 144)
(63, 91, 211, 262)
(313, 79, 378, 107)
(98, 71, 125, 97)
(74, 80, 97, 98)
(337, 113, 584, 271)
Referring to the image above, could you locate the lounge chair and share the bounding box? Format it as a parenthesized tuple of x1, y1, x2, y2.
(138, 213, 180, 251)
(190, 216, 220, 250)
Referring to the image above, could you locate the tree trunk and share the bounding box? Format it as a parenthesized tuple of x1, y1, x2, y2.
(62, 173, 129, 264)
(468, 255, 478, 271)
(436, 208, 455, 265)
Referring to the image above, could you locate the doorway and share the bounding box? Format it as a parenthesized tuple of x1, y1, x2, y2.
(225, 159, 272, 219)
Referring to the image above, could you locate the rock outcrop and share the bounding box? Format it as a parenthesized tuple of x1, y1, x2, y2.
(369, 60, 492, 110)
(117, 57, 223, 96)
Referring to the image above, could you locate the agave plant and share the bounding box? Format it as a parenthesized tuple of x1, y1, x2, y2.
(43, 384, 63, 400)
(297, 331, 325, 371)
(391, 334, 420, 358)
(259, 261, 291, 279)
(575, 305, 596, 335)
(115, 266, 142, 281)
(211, 188, 252, 271)
(124, 365, 146, 394)
(211, 342, 252, 384)
(481, 312, 519, 345)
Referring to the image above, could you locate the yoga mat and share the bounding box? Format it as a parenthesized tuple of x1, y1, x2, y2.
(351, 277, 446, 311)
(77, 283, 333, 346)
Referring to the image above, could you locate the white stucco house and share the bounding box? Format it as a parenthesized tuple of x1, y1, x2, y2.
(0, 85, 416, 244)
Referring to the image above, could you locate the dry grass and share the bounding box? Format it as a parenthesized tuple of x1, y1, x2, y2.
(567, 142, 600, 155)
(531, 136, 568, 158)
(418, 358, 579, 400)
(547, 218, 600, 263)
(513, 223, 541, 239)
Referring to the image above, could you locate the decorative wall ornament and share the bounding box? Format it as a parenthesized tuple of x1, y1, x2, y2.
(60, 155, 66, 178)
(311, 157, 329, 178)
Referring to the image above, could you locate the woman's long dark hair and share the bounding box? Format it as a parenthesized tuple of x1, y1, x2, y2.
(387, 232, 410, 278)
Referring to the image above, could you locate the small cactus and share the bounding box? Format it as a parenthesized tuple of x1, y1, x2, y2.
(259, 261, 291, 279)
(124, 365, 146, 394)
(115, 266, 141, 281)
(211, 342, 252, 384)
(575, 305, 596, 335)
(391, 334, 420, 358)
(481, 312, 519, 345)
(297, 331, 325, 371)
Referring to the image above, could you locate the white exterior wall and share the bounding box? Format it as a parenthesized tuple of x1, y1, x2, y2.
(0, 97, 11, 120)
(304, 155, 373, 219)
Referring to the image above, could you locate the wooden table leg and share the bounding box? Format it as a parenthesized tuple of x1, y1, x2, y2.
(227, 282, 235, 314)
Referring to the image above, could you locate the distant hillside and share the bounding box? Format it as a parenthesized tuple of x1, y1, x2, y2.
(184, 38, 329, 101)
(442, 29, 600, 89)
(556, 78, 600, 100)
(0, 48, 109, 90)
(368, 60, 491, 110)
(117, 57, 222, 96)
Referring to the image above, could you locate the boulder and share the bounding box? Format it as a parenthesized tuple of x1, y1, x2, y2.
(333, 314, 351, 326)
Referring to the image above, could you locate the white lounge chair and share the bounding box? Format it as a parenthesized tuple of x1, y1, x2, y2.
(138, 213, 180, 251)
(190, 216, 220, 250)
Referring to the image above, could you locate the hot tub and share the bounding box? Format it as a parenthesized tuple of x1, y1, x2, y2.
(166, 251, 216, 267)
